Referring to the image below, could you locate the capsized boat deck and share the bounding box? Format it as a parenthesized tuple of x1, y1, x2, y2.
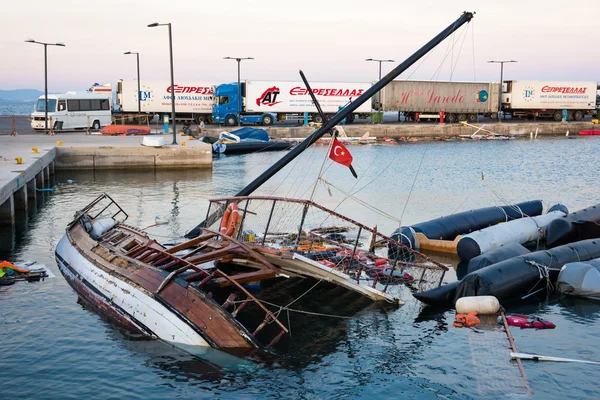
(57, 193, 449, 353)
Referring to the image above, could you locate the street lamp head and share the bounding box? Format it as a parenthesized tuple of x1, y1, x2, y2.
(124, 51, 132, 54)
(55, 42, 66, 47)
(365, 58, 373, 61)
(223, 57, 233, 60)
(24, 38, 35, 43)
(147, 22, 159, 27)
(386, 59, 395, 63)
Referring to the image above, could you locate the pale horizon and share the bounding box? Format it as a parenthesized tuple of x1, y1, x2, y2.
(1, 0, 598, 92)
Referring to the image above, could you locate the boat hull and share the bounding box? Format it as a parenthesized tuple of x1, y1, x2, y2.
(55, 235, 211, 347)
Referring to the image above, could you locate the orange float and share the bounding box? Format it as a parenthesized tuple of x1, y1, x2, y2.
(220, 203, 240, 237)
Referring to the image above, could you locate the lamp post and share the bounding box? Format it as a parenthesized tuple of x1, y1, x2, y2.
(148, 22, 177, 144)
(366, 58, 394, 122)
(25, 39, 65, 134)
(487, 60, 517, 122)
(223, 57, 254, 126)
(123, 52, 141, 118)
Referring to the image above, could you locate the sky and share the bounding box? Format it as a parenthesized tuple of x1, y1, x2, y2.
(1, 0, 598, 92)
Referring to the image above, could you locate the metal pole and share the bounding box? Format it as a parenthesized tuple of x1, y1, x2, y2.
(168, 23, 177, 145)
(136, 52, 141, 117)
(237, 58, 241, 126)
(499, 62, 504, 122)
(186, 11, 475, 238)
(44, 43, 48, 134)
(378, 61, 382, 81)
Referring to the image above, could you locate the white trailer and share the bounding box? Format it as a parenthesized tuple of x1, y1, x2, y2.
(378, 80, 500, 123)
(503, 80, 597, 121)
(116, 80, 217, 123)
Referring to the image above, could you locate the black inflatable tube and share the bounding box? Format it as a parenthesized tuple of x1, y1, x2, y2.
(466, 242, 531, 274)
(545, 203, 600, 248)
(414, 239, 600, 306)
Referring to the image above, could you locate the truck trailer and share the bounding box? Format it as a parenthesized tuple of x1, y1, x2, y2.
(116, 80, 216, 123)
(502, 80, 597, 121)
(378, 80, 500, 123)
(212, 80, 372, 126)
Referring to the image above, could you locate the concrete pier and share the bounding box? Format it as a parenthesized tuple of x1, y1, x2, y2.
(0, 132, 213, 226)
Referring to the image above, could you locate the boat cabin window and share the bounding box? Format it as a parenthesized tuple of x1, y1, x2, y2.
(58, 100, 66, 111)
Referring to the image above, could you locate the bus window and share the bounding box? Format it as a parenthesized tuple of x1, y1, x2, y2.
(58, 100, 66, 111)
(91, 99, 101, 110)
(79, 99, 91, 111)
(100, 99, 109, 110)
(36, 99, 57, 112)
(68, 100, 80, 111)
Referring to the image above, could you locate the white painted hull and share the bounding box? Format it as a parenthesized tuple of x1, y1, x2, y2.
(55, 234, 210, 347)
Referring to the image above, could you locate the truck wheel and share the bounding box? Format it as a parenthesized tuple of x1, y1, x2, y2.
(312, 114, 324, 124)
(573, 110, 583, 121)
(261, 114, 273, 126)
(446, 113, 456, 123)
(553, 111, 562, 121)
(225, 114, 237, 126)
(467, 114, 477, 123)
(194, 115, 205, 125)
(457, 113, 467, 122)
(490, 113, 497, 119)
(92, 120, 101, 130)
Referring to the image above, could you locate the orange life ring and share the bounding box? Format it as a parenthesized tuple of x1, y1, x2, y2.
(220, 203, 239, 237)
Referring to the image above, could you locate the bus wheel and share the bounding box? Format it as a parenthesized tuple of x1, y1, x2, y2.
(92, 120, 101, 130)
(225, 114, 237, 126)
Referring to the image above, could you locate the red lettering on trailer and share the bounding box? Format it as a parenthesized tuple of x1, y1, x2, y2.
(427, 89, 464, 104)
(289, 87, 365, 97)
(166, 85, 213, 95)
(541, 86, 587, 94)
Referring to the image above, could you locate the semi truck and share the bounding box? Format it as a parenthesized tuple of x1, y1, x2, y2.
(212, 80, 372, 126)
(502, 80, 597, 121)
(378, 80, 500, 123)
(116, 80, 217, 123)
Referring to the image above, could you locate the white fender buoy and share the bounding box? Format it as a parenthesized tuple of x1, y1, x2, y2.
(455, 295, 500, 314)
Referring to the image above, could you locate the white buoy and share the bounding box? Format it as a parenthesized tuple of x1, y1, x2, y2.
(455, 296, 500, 314)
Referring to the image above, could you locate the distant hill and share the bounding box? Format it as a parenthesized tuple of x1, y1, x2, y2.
(0, 89, 44, 103)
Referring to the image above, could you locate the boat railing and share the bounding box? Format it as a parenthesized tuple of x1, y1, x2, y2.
(69, 193, 128, 227)
(122, 229, 289, 347)
(205, 196, 449, 292)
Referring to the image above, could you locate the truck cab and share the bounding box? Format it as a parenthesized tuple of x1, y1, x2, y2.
(212, 82, 274, 126)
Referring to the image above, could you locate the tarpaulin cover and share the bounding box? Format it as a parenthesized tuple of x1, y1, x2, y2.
(229, 128, 270, 142)
(467, 242, 531, 274)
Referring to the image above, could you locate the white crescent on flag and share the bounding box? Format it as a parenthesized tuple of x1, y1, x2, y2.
(333, 146, 343, 156)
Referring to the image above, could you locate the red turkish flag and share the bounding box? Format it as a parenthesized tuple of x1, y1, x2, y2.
(328, 138, 353, 167)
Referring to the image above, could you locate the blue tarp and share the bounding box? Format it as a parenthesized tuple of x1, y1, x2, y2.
(230, 128, 270, 142)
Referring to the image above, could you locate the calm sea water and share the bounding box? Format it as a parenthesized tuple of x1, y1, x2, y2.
(0, 101, 35, 116)
(1, 137, 599, 399)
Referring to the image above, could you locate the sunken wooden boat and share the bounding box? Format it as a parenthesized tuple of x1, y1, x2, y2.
(55, 194, 448, 353)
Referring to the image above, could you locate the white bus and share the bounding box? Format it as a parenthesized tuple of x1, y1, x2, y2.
(30, 91, 112, 131)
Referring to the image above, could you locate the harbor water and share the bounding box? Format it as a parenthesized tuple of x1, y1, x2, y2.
(1, 137, 599, 399)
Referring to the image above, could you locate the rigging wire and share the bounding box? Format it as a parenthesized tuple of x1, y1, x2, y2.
(398, 143, 430, 225)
